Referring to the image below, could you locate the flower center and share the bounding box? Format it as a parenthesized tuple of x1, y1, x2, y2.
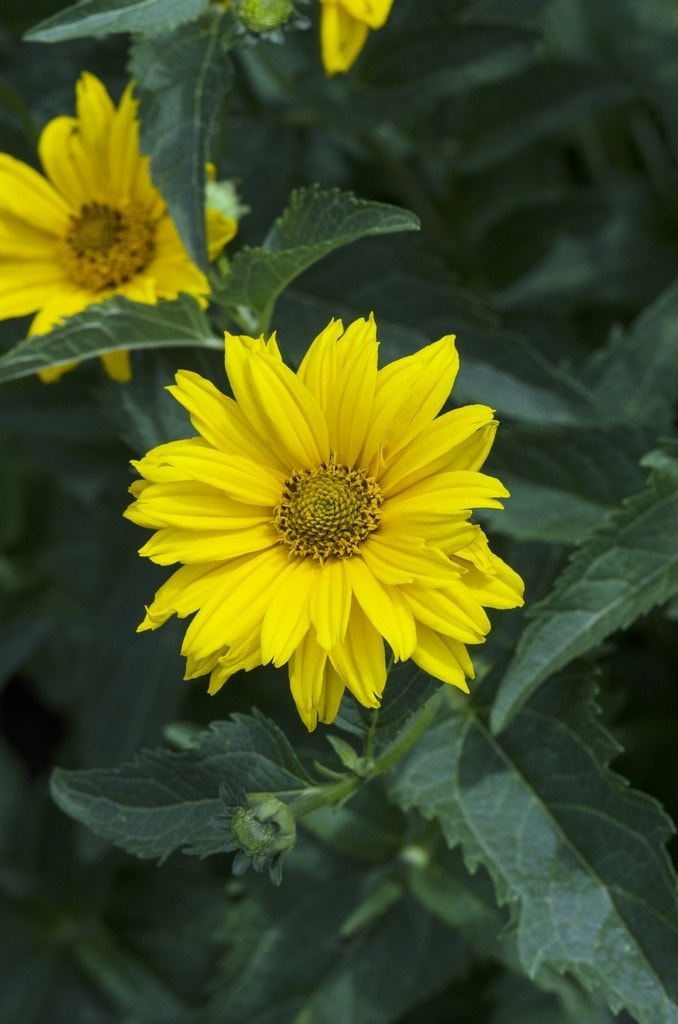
(273, 460, 383, 562)
(61, 201, 155, 291)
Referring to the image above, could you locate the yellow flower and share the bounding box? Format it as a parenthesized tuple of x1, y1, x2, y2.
(125, 316, 524, 730)
(0, 72, 237, 383)
(319, 0, 394, 75)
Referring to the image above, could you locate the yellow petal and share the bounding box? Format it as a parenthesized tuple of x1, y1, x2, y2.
(28, 287, 93, 342)
(384, 470, 510, 514)
(400, 583, 490, 643)
(317, 661, 346, 724)
(260, 558, 319, 666)
(138, 562, 228, 630)
(38, 115, 89, 209)
(361, 531, 456, 586)
(138, 522, 277, 565)
(0, 261, 71, 320)
(379, 406, 497, 494)
(183, 548, 291, 660)
(455, 552, 526, 610)
(320, 1, 369, 75)
(325, 315, 378, 466)
(100, 350, 132, 382)
(344, 557, 417, 660)
(329, 602, 386, 708)
(127, 481, 272, 530)
(168, 370, 287, 473)
(288, 632, 330, 731)
(296, 318, 344, 410)
(107, 82, 146, 200)
(337, 0, 394, 28)
(225, 334, 330, 469)
(289, 637, 346, 730)
(209, 639, 263, 693)
(362, 335, 459, 469)
(309, 557, 351, 651)
(0, 153, 71, 231)
(141, 445, 284, 505)
(206, 207, 237, 261)
(411, 624, 473, 690)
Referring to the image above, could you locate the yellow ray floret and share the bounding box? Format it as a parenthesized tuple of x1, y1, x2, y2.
(319, 0, 395, 75)
(0, 72, 238, 382)
(125, 314, 524, 730)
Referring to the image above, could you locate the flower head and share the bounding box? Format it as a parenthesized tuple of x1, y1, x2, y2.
(319, 0, 394, 75)
(0, 72, 237, 382)
(125, 316, 524, 730)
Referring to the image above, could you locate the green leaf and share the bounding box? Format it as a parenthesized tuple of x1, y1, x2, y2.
(483, 422, 651, 545)
(334, 661, 441, 756)
(274, 247, 596, 424)
(491, 450, 678, 730)
(128, 10, 233, 268)
(219, 187, 420, 329)
(584, 278, 678, 427)
(24, 0, 209, 41)
(457, 62, 634, 172)
(391, 676, 678, 1024)
(489, 179, 678, 313)
(50, 711, 312, 860)
(0, 295, 220, 383)
(587, 0, 678, 167)
(350, 17, 540, 111)
(203, 836, 470, 1024)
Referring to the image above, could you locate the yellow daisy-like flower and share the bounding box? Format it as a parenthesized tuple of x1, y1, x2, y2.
(319, 0, 394, 75)
(0, 72, 237, 383)
(125, 315, 524, 730)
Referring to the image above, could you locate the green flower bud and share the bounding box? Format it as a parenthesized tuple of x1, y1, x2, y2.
(232, 0, 294, 33)
(218, 790, 297, 885)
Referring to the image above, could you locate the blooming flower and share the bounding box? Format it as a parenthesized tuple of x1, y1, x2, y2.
(125, 316, 524, 730)
(0, 72, 237, 382)
(319, 0, 394, 75)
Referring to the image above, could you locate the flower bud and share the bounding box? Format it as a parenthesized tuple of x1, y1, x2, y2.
(219, 790, 296, 885)
(232, 0, 294, 32)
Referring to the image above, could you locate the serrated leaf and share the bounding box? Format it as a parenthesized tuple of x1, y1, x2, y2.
(0, 295, 220, 383)
(50, 711, 312, 859)
(128, 11, 232, 268)
(491, 453, 678, 730)
(391, 676, 678, 1024)
(220, 187, 420, 327)
(24, 0, 209, 41)
(584, 278, 678, 426)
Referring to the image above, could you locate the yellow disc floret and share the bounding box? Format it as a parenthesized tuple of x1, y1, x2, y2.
(61, 200, 155, 291)
(274, 459, 383, 561)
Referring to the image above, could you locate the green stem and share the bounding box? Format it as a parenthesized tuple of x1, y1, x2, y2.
(285, 775, 362, 819)
(286, 689, 443, 819)
(372, 689, 443, 776)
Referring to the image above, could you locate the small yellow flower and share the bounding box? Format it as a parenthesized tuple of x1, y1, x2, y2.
(0, 73, 237, 382)
(125, 316, 524, 731)
(319, 0, 394, 75)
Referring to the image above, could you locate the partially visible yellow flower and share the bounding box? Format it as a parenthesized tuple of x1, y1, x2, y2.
(0, 72, 237, 383)
(125, 315, 524, 731)
(320, 0, 394, 75)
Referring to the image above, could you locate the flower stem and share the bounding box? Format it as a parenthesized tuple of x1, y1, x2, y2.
(285, 688, 443, 819)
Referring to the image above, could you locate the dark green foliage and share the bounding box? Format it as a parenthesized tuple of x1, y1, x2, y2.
(2, 0, 678, 1021)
